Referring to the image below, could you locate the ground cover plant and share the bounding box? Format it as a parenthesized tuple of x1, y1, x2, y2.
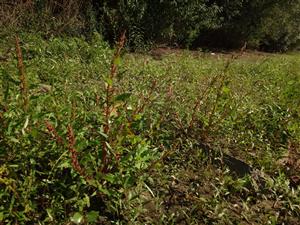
(1, 33, 300, 224)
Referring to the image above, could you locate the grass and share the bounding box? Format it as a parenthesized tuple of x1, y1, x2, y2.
(0, 33, 300, 224)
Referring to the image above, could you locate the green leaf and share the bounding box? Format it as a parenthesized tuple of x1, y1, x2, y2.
(113, 56, 121, 66)
(124, 175, 135, 188)
(98, 131, 108, 139)
(105, 77, 113, 86)
(9, 137, 20, 144)
(104, 173, 116, 183)
(114, 93, 131, 102)
(97, 185, 111, 196)
(30, 128, 39, 138)
(59, 161, 71, 168)
(222, 86, 231, 94)
(70, 212, 83, 224)
(46, 209, 53, 222)
(134, 114, 142, 121)
(86, 211, 99, 223)
(84, 194, 90, 208)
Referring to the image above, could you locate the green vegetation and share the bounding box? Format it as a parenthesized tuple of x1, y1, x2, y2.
(1, 1, 300, 224)
(1, 33, 300, 224)
(1, 0, 299, 51)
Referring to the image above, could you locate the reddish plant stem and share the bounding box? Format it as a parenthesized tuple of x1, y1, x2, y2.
(15, 36, 28, 111)
(67, 125, 90, 180)
(133, 80, 157, 115)
(45, 120, 64, 145)
(102, 31, 126, 172)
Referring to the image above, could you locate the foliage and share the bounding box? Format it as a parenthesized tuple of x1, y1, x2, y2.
(0, 33, 160, 224)
(255, 1, 300, 51)
(1, 0, 299, 51)
(1, 33, 300, 224)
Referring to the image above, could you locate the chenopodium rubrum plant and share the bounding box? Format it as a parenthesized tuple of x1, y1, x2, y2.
(46, 32, 160, 215)
(96, 31, 160, 183)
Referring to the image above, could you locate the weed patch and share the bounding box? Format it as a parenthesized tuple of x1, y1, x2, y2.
(1, 34, 300, 224)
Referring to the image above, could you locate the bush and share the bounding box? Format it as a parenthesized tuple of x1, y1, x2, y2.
(255, 2, 300, 52)
(1, 0, 299, 51)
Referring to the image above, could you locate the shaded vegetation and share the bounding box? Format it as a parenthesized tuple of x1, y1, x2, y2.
(1, 0, 299, 51)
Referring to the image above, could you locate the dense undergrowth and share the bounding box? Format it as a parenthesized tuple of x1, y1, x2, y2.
(1, 33, 300, 224)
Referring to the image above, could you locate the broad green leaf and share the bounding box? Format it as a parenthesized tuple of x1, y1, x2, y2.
(86, 211, 99, 223)
(70, 212, 83, 224)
